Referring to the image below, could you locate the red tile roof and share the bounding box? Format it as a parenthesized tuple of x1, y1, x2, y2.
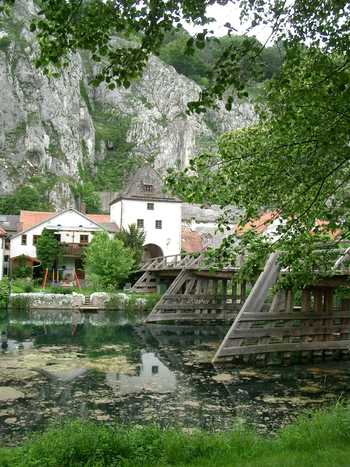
(19, 211, 56, 231)
(238, 211, 280, 235)
(19, 210, 112, 232)
(87, 214, 111, 223)
(181, 227, 204, 253)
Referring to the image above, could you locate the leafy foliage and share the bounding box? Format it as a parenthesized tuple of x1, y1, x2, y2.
(115, 224, 145, 266)
(84, 232, 134, 290)
(71, 179, 101, 214)
(167, 45, 350, 284)
(7, 0, 347, 112)
(0, 176, 55, 214)
(0, 276, 10, 308)
(158, 27, 284, 89)
(12, 254, 32, 279)
(36, 229, 62, 270)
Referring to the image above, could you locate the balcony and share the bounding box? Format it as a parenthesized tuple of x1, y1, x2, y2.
(60, 243, 88, 257)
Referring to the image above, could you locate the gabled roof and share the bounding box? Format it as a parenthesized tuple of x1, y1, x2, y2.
(110, 165, 180, 205)
(19, 211, 57, 231)
(12, 208, 114, 239)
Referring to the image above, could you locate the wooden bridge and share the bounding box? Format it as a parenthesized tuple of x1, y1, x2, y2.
(133, 253, 249, 322)
(132, 247, 350, 365)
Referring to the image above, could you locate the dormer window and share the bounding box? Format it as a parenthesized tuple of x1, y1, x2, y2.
(143, 184, 153, 192)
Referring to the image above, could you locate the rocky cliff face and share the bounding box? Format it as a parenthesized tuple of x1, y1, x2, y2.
(0, 0, 255, 209)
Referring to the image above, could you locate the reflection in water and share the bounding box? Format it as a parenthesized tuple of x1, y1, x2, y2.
(3, 310, 350, 445)
(106, 352, 176, 395)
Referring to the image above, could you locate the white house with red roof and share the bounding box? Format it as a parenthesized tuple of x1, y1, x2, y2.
(9, 208, 118, 281)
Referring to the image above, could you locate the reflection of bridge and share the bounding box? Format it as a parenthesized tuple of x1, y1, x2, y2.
(131, 249, 350, 366)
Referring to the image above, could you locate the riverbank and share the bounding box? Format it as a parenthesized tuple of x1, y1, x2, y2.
(7, 291, 160, 312)
(1, 404, 350, 466)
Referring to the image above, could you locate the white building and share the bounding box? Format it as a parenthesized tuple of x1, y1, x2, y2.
(110, 165, 182, 258)
(9, 208, 117, 281)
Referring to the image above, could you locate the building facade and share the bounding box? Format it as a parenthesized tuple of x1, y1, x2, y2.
(9, 209, 117, 281)
(110, 166, 182, 258)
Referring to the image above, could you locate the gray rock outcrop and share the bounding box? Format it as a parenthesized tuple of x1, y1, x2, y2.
(0, 0, 255, 208)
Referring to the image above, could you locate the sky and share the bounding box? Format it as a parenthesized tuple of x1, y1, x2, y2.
(184, 4, 273, 44)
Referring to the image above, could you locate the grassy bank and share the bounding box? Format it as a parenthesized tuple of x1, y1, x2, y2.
(1, 405, 350, 466)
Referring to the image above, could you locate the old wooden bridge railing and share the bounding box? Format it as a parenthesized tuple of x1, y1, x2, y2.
(132, 252, 248, 323)
(131, 246, 350, 365)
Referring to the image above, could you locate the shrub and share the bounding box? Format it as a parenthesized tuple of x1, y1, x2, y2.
(0, 276, 10, 308)
(12, 255, 32, 278)
(84, 232, 134, 290)
(47, 286, 73, 295)
(10, 295, 30, 312)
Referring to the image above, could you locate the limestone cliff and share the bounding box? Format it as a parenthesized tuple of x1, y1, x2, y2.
(0, 0, 255, 209)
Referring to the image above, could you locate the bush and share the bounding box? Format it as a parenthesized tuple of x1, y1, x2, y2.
(84, 232, 134, 290)
(10, 295, 30, 312)
(12, 255, 32, 279)
(12, 278, 34, 293)
(0, 276, 10, 308)
(47, 286, 73, 295)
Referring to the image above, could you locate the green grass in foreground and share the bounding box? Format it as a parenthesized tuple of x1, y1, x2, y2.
(1, 405, 350, 467)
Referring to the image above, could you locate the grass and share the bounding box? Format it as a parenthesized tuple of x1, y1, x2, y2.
(1, 405, 350, 466)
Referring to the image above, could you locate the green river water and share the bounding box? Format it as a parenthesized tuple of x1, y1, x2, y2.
(1, 309, 350, 446)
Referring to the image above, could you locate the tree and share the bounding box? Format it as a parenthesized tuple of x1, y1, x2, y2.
(115, 224, 145, 265)
(36, 229, 62, 270)
(0, 181, 53, 214)
(84, 232, 134, 290)
(3, 0, 349, 276)
(3, 0, 347, 111)
(72, 180, 101, 214)
(166, 45, 350, 284)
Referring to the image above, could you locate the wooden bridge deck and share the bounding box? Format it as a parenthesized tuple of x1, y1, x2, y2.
(131, 248, 350, 366)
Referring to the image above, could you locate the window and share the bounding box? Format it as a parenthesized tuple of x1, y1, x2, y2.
(33, 235, 40, 245)
(4, 238, 10, 249)
(4, 255, 9, 262)
(143, 184, 153, 192)
(152, 365, 159, 375)
(21, 235, 27, 245)
(155, 220, 162, 229)
(137, 219, 144, 229)
(80, 234, 89, 244)
(54, 234, 61, 243)
(147, 202, 154, 210)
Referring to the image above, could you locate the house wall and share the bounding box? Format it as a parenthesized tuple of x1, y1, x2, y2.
(10, 210, 103, 260)
(110, 199, 182, 256)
